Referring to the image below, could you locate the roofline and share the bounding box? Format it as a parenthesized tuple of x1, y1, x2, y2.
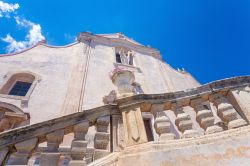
(0, 40, 79, 57)
(77, 32, 162, 60)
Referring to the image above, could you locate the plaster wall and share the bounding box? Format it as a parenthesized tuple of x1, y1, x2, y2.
(0, 37, 200, 124)
(0, 43, 84, 124)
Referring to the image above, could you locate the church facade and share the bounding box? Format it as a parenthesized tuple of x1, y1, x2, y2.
(0, 32, 250, 165)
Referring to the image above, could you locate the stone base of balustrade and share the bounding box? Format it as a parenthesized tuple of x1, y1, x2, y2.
(205, 125, 223, 135)
(182, 129, 199, 138)
(228, 119, 248, 129)
(69, 160, 87, 166)
(159, 133, 175, 141)
(93, 149, 110, 161)
(40, 153, 60, 166)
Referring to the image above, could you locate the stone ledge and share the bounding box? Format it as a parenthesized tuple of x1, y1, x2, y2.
(121, 125, 250, 155)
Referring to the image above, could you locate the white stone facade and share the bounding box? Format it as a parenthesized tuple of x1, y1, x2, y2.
(0, 33, 200, 125)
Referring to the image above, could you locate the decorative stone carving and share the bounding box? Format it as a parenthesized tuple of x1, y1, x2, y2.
(122, 107, 148, 146)
(190, 98, 223, 134)
(103, 90, 117, 104)
(154, 112, 175, 141)
(171, 103, 199, 138)
(110, 67, 135, 97)
(209, 93, 247, 129)
(7, 138, 38, 165)
(69, 121, 89, 166)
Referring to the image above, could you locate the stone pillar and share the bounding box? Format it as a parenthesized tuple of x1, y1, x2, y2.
(122, 107, 148, 146)
(190, 98, 223, 134)
(94, 116, 110, 160)
(7, 138, 38, 165)
(209, 93, 247, 129)
(171, 102, 199, 138)
(40, 129, 64, 166)
(154, 112, 175, 141)
(69, 121, 89, 166)
(112, 115, 125, 152)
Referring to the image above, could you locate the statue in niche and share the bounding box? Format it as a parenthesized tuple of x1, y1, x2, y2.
(116, 47, 134, 66)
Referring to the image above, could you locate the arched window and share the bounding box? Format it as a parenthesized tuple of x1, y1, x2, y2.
(0, 72, 40, 98)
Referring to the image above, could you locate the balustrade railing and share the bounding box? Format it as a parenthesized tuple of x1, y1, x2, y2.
(0, 76, 250, 165)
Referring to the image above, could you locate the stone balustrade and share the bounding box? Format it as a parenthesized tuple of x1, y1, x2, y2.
(0, 77, 250, 165)
(209, 93, 247, 129)
(171, 102, 199, 138)
(94, 116, 110, 160)
(190, 98, 223, 134)
(69, 121, 89, 166)
(0, 105, 117, 166)
(154, 111, 175, 141)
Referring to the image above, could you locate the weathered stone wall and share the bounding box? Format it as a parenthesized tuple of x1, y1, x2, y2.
(90, 125, 250, 166)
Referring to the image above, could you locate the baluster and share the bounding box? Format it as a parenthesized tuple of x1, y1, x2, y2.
(190, 98, 223, 134)
(171, 102, 199, 138)
(209, 93, 247, 129)
(154, 112, 175, 141)
(69, 121, 89, 166)
(94, 116, 110, 160)
(40, 129, 64, 166)
(6, 138, 38, 165)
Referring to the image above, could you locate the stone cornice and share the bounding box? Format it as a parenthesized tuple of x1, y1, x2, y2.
(116, 76, 250, 109)
(77, 32, 162, 59)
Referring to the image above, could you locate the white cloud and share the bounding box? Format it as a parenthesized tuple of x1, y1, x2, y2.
(1, 17, 45, 53)
(0, 1, 19, 17)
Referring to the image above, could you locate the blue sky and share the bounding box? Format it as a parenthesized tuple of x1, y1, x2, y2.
(0, 0, 250, 84)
